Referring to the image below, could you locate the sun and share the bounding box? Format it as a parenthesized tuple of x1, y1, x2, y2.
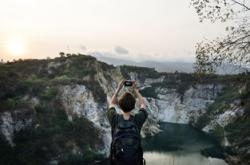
(7, 38, 27, 57)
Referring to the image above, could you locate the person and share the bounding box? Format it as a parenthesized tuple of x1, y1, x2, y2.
(106, 80, 148, 165)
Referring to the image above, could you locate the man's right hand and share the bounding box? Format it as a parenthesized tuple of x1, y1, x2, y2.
(132, 80, 138, 91)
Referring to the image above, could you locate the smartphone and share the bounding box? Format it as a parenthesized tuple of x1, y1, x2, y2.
(124, 80, 133, 86)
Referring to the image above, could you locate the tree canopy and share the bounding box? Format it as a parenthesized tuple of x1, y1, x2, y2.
(191, 0, 250, 74)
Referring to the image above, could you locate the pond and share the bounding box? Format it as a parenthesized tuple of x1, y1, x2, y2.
(142, 122, 228, 165)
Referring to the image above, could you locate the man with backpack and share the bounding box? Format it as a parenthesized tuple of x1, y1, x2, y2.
(106, 80, 148, 165)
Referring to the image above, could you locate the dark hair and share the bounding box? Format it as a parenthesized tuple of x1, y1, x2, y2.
(118, 92, 136, 112)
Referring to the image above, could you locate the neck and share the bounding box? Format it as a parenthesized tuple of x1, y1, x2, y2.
(122, 111, 130, 120)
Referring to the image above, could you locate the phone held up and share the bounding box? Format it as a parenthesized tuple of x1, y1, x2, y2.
(124, 80, 133, 87)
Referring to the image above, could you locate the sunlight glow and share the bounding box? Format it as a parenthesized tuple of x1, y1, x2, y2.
(7, 38, 27, 57)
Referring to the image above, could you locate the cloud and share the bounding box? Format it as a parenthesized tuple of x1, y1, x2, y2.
(79, 45, 87, 51)
(114, 46, 129, 55)
(91, 51, 113, 58)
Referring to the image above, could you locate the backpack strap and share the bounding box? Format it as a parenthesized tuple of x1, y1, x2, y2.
(112, 115, 135, 135)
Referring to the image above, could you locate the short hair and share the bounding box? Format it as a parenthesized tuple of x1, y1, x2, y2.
(118, 92, 136, 112)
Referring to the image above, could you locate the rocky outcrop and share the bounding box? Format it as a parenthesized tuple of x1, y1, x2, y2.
(0, 109, 34, 146)
(59, 84, 111, 156)
(191, 83, 250, 165)
(126, 71, 223, 124)
(152, 84, 222, 123)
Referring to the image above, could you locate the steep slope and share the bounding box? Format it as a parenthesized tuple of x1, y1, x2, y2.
(0, 55, 111, 164)
(192, 80, 250, 165)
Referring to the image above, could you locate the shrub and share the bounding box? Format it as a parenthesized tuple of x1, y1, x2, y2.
(39, 87, 58, 101)
(9, 105, 102, 164)
(0, 97, 29, 111)
(140, 87, 158, 98)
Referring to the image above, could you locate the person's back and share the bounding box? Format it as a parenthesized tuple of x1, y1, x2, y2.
(106, 80, 148, 165)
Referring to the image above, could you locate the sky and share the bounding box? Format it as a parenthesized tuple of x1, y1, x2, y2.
(0, 0, 230, 62)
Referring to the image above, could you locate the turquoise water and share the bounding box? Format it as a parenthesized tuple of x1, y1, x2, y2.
(142, 122, 228, 165)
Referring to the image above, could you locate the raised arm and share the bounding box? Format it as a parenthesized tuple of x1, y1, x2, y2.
(109, 80, 125, 108)
(132, 81, 146, 109)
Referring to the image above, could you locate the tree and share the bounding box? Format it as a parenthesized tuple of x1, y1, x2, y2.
(191, 0, 250, 74)
(59, 52, 65, 58)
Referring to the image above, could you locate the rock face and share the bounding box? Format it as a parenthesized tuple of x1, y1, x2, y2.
(59, 84, 111, 156)
(190, 83, 250, 165)
(125, 71, 223, 124)
(202, 107, 245, 135)
(0, 109, 34, 146)
(149, 84, 222, 124)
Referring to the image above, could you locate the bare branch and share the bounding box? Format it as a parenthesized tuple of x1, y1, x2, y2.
(191, 0, 250, 74)
(230, 0, 250, 10)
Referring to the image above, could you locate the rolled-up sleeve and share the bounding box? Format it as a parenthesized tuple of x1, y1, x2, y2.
(106, 107, 117, 125)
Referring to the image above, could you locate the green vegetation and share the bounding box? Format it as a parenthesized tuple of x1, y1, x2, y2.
(150, 72, 198, 95)
(140, 87, 158, 98)
(85, 81, 106, 103)
(120, 66, 205, 96)
(0, 97, 29, 111)
(195, 78, 250, 129)
(194, 77, 250, 162)
(209, 124, 225, 143)
(60, 151, 103, 165)
(0, 54, 109, 164)
(39, 87, 58, 101)
(224, 82, 250, 144)
(0, 134, 15, 165)
(224, 106, 250, 142)
(120, 65, 161, 80)
(205, 85, 240, 117)
(0, 99, 102, 165)
(0, 54, 107, 104)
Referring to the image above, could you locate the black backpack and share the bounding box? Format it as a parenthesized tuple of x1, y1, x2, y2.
(110, 115, 144, 165)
